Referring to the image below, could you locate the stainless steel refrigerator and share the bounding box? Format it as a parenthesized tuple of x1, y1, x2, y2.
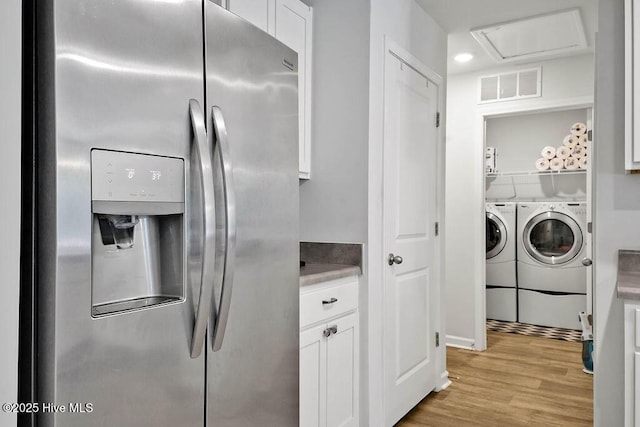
(21, 1, 299, 425)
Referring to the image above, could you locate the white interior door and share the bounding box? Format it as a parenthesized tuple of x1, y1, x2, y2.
(383, 51, 439, 426)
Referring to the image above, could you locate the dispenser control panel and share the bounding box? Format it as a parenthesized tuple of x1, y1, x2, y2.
(91, 149, 184, 204)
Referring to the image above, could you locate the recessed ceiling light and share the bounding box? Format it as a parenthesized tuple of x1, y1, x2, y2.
(454, 53, 474, 63)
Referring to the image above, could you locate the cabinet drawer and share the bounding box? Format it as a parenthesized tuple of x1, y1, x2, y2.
(301, 282, 357, 328)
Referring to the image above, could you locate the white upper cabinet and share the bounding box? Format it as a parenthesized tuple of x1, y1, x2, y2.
(275, 0, 312, 179)
(228, 0, 313, 179)
(227, 0, 273, 33)
(626, 0, 640, 170)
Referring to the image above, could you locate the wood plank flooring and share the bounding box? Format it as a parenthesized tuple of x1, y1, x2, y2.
(396, 331, 593, 426)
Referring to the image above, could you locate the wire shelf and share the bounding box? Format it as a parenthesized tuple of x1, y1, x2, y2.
(486, 169, 587, 178)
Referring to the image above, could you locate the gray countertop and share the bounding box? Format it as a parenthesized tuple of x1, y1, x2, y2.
(299, 242, 363, 287)
(300, 263, 361, 287)
(617, 250, 640, 300)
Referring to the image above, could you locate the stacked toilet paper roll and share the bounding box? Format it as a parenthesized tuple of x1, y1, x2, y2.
(578, 156, 588, 169)
(535, 122, 590, 171)
(541, 146, 556, 159)
(535, 158, 550, 170)
(549, 158, 564, 171)
(563, 134, 579, 148)
(565, 157, 580, 170)
(556, 146, 571, 159)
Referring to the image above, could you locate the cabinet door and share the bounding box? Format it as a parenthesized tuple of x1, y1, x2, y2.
(626, 0, 640, 169)
(274, 0, 313, 178)
(227, 0, 274, 33)
(300, 323, 327, 427)
(636, 352, 640, 427)
(326, 313, 359, 427)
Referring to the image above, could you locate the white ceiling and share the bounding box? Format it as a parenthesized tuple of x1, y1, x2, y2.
(415, 0, 597, 75)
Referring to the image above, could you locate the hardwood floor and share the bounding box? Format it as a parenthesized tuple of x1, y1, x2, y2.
(396, 331, 593, 426)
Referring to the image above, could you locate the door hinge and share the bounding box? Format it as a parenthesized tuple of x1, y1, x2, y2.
(435, 332, 440, 347)
(435, 222, 439, 236)
(436, 112, 441, 128)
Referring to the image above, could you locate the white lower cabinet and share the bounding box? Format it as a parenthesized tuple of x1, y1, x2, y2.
(300, 277, 359, 427)
(625, 302, 640, 426)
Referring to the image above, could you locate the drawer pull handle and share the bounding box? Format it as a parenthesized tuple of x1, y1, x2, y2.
(322, 297, 338, 305)
(323, 325, 338, 337)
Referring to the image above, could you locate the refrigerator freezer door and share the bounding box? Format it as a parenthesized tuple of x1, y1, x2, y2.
(36, 0, 206, 425)
(204, 4, 300, 426)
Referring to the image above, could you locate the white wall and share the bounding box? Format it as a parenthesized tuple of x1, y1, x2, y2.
(0, 1, 21, 425)
(445, 53, 594, 349)
(486, 109, 589, 173)
(298, 0, 370, 245)
(367, 1, 447, 425)
(593, 0, 627, 424)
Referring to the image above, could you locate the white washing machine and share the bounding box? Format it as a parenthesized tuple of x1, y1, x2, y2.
(516, 202, 587, 329)
(486, 203, 517, 322)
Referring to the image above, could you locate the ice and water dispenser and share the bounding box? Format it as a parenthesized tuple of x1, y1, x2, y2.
(91, 149, 185, 316)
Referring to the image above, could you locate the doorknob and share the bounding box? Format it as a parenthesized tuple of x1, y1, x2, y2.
(582, 258, 593, 267)
(388, 253, 403, 266)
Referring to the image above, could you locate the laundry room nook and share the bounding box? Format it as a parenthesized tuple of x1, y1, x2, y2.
(485, 108, 591, 331)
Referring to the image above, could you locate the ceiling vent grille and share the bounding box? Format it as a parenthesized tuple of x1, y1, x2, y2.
(478, 67, 541, 104)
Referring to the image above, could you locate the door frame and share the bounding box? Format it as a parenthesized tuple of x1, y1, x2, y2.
(478, 96, 594, 350)
(367, 36, 449, 425)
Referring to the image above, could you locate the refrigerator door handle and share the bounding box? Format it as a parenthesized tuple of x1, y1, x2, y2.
(210, 106, 237, 352)
(189, 99, 216, 359)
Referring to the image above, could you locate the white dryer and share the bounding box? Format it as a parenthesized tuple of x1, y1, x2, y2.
(516, 202, 587, 329)
(486, 203, 516, 322)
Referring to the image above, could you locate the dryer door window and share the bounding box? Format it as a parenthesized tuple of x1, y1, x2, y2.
(486, 213, 507, 259)
(524, 212, 583, 265)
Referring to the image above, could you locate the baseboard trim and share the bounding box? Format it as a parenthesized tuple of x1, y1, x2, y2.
(446, 335, 476, 350)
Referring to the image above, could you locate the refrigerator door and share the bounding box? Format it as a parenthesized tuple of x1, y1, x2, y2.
(36, 0, 206, 425)
(204, 4, 300, 426)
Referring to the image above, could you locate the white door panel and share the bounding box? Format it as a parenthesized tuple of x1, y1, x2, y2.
(396, 271, 431, 380)
(395, 76, 433, 238)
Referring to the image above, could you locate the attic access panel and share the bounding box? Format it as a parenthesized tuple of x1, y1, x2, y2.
(470, 9, 588, 63)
